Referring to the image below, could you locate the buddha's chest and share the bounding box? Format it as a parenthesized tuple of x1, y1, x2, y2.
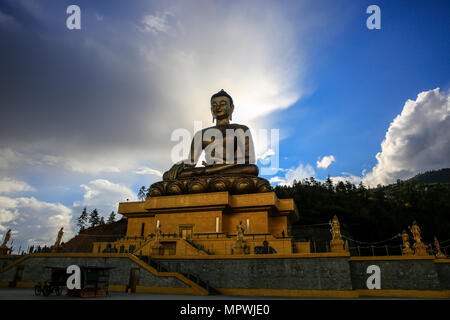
(202, 130, 243, 151)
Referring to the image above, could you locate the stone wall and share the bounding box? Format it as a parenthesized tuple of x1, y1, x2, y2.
(435, 262, 450, 289)
(0, 256, 187, 288)
(349, 259, 441, 290)
(157, 257, 353, 290)
(2, 255, 449, 294)
(0, 256, 19, 270)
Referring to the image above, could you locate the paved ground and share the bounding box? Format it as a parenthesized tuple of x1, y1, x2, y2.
(0, 288, 304, 300)
(0, 288, 440, 300)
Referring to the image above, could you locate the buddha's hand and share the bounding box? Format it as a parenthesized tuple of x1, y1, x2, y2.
(163, 162, 196, 180)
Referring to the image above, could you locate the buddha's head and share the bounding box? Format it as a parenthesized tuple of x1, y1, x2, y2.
(210, 89, 234, 123)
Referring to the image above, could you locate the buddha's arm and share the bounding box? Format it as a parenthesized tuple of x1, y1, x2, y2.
(164, 131, 203, 180)
(185, 130, 203, 166)
(236, 127, 256, 164)
(245, 130, 256, 164)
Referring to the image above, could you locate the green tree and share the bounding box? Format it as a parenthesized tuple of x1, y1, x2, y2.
(77, 207, 88, 232)
(107, 211, 116, 224)
(89, 209, 100, 227)
(99, 216, 105, 225)
(138, 186, 147, 201)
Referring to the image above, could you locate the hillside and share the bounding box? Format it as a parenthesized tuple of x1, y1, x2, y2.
(275, 172, 450, 245)
(62, 219, 127, 252)
(407, 168, 450, 184)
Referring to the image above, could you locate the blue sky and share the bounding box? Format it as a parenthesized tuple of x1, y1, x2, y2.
(268, 0, 449, 182)
(0, 0, 449, 250)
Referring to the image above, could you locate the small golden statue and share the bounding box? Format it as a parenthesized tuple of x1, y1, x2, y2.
(330, 215, 345, 252)
(401, 230, 413, 256)
(408, 221, 428, 256)
(434, 237, 446, 259)
(151, 224, 163, 255)
(52, 227, 64, 252)
(234, 221, 246, 254)
(330, 215, 342, 241)
(408, 220, 422, 243)
(1, 229, 11, 248)
(236, 221, 245, 242)
(155, 224, 162, 241)
(0, 229, 12, 255)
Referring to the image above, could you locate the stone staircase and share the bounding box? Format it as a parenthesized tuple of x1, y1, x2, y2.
(136, 255, 220, 295)
(184, 239, 214, 255)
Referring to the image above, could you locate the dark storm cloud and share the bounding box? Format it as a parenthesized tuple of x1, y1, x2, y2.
(0, 0, 311, 173)
(0, 0, 166, 152)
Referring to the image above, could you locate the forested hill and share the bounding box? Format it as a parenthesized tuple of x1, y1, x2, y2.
(406, 168, 450, 184)
(274, 169, 450, 244)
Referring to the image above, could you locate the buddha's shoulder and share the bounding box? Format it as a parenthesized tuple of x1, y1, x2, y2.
(228, 123, 250, 131)
(201, 123, 250, 133)
(201, 123, 250, 132)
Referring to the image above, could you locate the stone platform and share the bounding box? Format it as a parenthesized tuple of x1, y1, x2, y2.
(149, 175, 272, 197)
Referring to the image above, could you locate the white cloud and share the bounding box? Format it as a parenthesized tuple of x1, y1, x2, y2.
(0, 196, 73, 250)
(135, 167, 163, 177)
(329, 173, 362, 185)
(0, 148, 28, 169)
(1, 148, 126, 175)
(138, 1, 305, 128)
(317, 155, 336, 169)
(269, 163, 315, 186)
(364, 88, 450, 186)
(75, 179, 136, 216)
(41, 155, 121, 174)
(141, 11, 173, 34)
(0, 177, 34, 194)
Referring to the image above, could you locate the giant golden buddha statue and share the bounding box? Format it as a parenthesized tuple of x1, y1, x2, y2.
(149, 89, 271, 196)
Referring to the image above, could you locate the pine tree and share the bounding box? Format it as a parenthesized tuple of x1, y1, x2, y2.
(99, 216, 105, 225)
(77, 207, 88, 232)
(138, 186, 147, 201)
(89, 209, 100, 227)
(107, 211, 116, 224)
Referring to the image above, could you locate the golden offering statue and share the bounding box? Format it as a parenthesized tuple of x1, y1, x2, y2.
(330, 215, 345, 252)
(0, 229, 12, 255)
(236, 221, 245, 242)
(155, 224, 162, 242)
(330, 215, 342, 241)
(151, 224, 163, 255)
(1, 229, 11, 248)
(434, 236, 446, 259)
(408, 220, 422, 243)
(53, 227, 64, 249)
(234, 221, 247, 254)
(408, 221, 429, 256)
(401, 230, 413, 256)
(149, 90, 271, 196)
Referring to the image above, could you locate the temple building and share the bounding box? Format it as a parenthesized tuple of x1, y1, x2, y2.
(93, 191, 301, 256)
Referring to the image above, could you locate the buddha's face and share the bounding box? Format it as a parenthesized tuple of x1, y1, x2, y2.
(211, 96, 233, 120)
